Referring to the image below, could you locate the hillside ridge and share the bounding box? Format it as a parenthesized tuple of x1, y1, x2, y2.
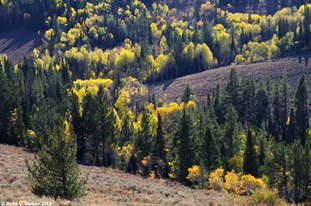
(149, 54, 311, 104)
(0, 144, 247, 205)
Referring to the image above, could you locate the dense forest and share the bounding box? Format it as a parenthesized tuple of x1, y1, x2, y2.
(2, 0, 311, 204)
(2, 0, 311, 83)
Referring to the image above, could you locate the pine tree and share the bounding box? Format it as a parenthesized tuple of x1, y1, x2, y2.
(200, 126, 221, 173)
(254, 84, 268, 128)
(96, 85, 116, 166)
(119, 106, 133, 147)
(0, 64, 15, 144)
(25, 116, 87, 200)
(224, 68, 241, 111)
(153, 113, 166, 160)
(243, 129, 259, 177)
(175, 109, 194, 183)
(222, 104, 238, 165)
(286, 108, 296, 144)
(281, 71, 290, 141)
(81, 92, 100, 165)
(290, 139, 306, 204)
(264, 142, 290, 201)
(135, 111, 152, 157)
(71, 92, 85, 161)
(257, 121, 268, 167)
(272, 76, 283, 140)
(182, 84, 193, 103)
(294, 75, 309, 146)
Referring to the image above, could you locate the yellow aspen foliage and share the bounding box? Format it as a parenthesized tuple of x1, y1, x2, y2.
(141, 156, 150, 166)
(156, 102, 179, 129)
(195, 43, 213, 70)
(72, 78, 113, 106)
(213, 24, 226, 32)
(147, 103, 155, 114)
(224, 170, 240, 194)
(234, 54, 247, 64)
(182, 42, 195, 61)
(114, 90, 131, 118)
(228, 155, 244, 173)
(114, 49, 135, 72)
(251, 188, 285, 205)
(159, 36, 168, 54)
(186, 165, 201, 183)
(57, 16, 67, 25)
(180, 100, 196, 110)
(154, 54, 168, 73)
(239, 174, 265, 195)
(208, 168, 224, 191)
(45, 28, 54, 41)
(35, 58, 44, 69)
(168, 160, 176, 179)
(33, 48, 40, 59)
(149, 113, 158, 137)
(150, 22, 161, 38)
(118, 144, 134, 170)
(149, 171, 155, 179)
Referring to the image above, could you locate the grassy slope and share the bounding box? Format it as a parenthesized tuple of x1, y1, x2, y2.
(0, 144, 253, 206)
(0, 28, 42, 65)
(149, 54, 311, 104)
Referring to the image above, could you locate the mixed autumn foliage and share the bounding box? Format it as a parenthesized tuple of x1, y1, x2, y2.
(2, 0, 311, 203)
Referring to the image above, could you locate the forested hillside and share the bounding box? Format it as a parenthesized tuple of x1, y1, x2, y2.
(2, 0, 311, 204)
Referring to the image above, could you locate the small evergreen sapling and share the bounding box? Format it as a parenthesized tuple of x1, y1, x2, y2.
(25, 117, 88, 200)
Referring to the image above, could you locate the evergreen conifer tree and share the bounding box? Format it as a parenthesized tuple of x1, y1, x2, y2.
(175, 109, 194, 183)
(135, 111, 152, 157)
(153, 113, 166, 160)
(25, 117, 87, 200)
(294, 75, 309, 146)
(96, 85, 116, 166)
(257, 121, 268, 167)
(200, 126, 221, 173)
(243, 129, 259, 177)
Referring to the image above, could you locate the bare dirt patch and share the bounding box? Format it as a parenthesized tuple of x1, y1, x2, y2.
(0, 28, 42, 65)
(149, 54, 311, 104)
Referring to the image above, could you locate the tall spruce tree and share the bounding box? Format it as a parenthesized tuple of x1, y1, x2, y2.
(153, 113, 166, 160)
(294, 75, 309, 146)
(0, 64, 15, 144)
(81, 92, 100, 165)
(290, 139, 306, 204)
(243, 129, 259, 177)
(257, 121, 268, 167)
(254, 83, 268, 128)
(96, 85, 116, 166)
(200, 126, 221, 173)
(286, 108, 296, 144)
(135, 110, 152, 157)
(281, 71, 290, 141)
(263, 142, 290, 201)
(222, 104, 238, 166)
(182, 84, 193, 103)
(175, 109, 194, 183)
(25, 117, 87, 200)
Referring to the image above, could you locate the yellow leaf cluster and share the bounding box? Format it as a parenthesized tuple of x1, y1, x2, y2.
(224, 170, 240, 194)
(239, 174, 265, 195)
(141, 156, 150, 166)
(186, 165, 200, 183)
(118, 144, 134, 169)
(209, 167, 224, 191)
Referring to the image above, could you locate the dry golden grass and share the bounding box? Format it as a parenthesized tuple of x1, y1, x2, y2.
(0, 144, 255, 205)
